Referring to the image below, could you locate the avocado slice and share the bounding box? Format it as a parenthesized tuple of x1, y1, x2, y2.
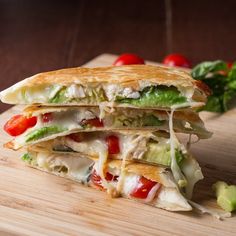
(49, 87, 68, 103)
(213, 181, 236, 212)
(142, 142, 184, 166)
(142, 115, 165, 126)
(117, 86, 187, 107)
(25, 126, 66, 142)
(21, 153, 33, 163)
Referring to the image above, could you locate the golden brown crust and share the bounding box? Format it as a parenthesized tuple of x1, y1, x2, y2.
(25, 65, 194, 87)
(9, 65, 209, 97)
(195, 80, 212, 97)
(106, 159, 166, 183)
(28, 144, 165, 183)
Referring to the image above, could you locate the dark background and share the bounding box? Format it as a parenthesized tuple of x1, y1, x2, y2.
(1, 0, 236, 112)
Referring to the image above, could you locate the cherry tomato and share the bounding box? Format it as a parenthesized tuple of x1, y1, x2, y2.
(105, 135, 120, 154)
(91, 170, 118, 188)
(163, 54, 191, 68)
(227, 62, 233, 69)
(42, 113, 53, 123)
(4, 115, 37, 136)
(130, 176, 160, 199)
(67, 133, 82, 142)
(113, 53, 145, 66)
(81, 118, 104, 127)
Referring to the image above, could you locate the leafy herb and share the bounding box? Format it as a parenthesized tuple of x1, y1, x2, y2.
(191, 60, 236, 112)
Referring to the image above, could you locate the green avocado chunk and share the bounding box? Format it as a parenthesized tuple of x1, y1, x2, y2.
(213, 181, 236, 212)
(143, 142, 184, 166)
(49, 88, 68, 103)
(21, 153, 32, 163)
(142, 115, 164, 126)
(25, 126, 66, 142)
(117, 86, 187, 107)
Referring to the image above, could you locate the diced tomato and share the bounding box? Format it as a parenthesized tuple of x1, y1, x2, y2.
(113, 53, 145, 66)
(163, 53, 191, 68)
(91, 170, 118, 188)
(105, 135, 120, 154)
(105, 172, 119, 181)
(81, 118, 104, 127)
(42, 113, 53, 122)
(4, 115, 37, 136)
(91, 170, 103, 188)
(67, 133, 82, 142)
(130, 176, 160, 199)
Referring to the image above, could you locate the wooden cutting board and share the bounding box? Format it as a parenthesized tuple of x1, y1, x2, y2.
(0, 54, 235, 236)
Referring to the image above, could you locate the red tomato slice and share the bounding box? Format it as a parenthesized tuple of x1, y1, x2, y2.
(81, 118, 104, 127)
(105, 135, 120, 154)
(4, 115, 37, 136)
(130, 176, 159, 199)
(163, 53, 191, 68)
(113, 53, 145, 66)
(91, 170, 103, 188)
(91, 170, 118, 188)
(67, 133, 82, 142)
(105, 172, 119, 181)
(42, 113, 53, 123)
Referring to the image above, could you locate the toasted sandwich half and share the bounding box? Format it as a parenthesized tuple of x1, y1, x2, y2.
(22, 150, 192, 211)
(25, 130, 203, 199)
(0, 65, 210, 109)
(4, 105, 212, 150)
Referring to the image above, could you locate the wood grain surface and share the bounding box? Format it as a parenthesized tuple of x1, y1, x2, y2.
(1, 0, 236, 113)
(0, 54, 236, 236)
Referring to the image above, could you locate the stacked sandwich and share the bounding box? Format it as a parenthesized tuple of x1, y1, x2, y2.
(0, 65, 212, 211)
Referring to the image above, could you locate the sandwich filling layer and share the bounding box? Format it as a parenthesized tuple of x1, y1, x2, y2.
(4, 107, 212, 149)
(30, 130, 203, 199)
(0, 65, 210, 107)
(22, 151, 192, 211)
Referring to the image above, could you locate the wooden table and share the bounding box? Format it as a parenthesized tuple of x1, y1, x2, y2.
(1, 0, 236, 113)
(0, 54, 235, 236)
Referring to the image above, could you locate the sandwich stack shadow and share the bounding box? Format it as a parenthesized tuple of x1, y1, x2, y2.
(0, 65, 212, 211)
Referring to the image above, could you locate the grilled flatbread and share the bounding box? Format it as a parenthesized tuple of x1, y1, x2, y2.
(0, 65, 210, 109)
(27, 130, 204, 199)
(4, 106, 211, 150)
(22, 150, 192, 211)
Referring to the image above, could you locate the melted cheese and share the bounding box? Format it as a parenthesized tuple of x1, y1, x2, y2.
(121, 174, 140, 196)
(169, 102, 205, 199)
(27, 151, 193, 210)
(98, 102, 115, 120)
(35, 152, 94, 183)
(181, 155, 203, 199)
(65, 84, 86, 98)
(169, 107, 187, 188)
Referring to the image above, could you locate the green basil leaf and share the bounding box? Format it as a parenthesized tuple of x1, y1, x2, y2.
(191, 60, 227, 80)
(201, 95, 223, 113)
(223, 91, 235, 111)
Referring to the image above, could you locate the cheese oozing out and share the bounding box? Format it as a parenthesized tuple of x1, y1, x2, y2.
(168, 102, 204, 199)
